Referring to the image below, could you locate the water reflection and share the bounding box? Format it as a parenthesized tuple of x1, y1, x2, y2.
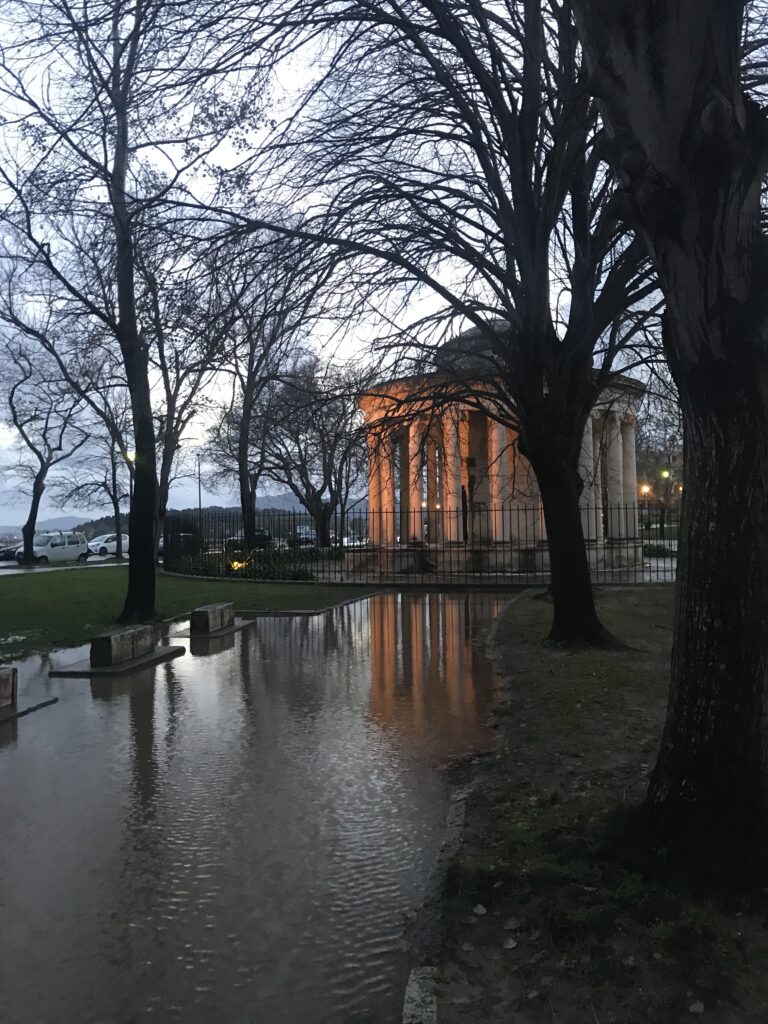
(0, 592, 504, 1024)
(189, 631, 236, 657)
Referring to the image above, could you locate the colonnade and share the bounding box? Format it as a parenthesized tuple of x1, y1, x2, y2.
(578, 412, 639, 542)
(366, 404, 640, 546)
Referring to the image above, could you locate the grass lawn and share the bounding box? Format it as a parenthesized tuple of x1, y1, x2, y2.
(0, 567, 376, 660)
(438, 586, 768, 1023)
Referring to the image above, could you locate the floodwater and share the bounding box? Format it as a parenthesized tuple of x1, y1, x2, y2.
(0, 592, 505, 1024)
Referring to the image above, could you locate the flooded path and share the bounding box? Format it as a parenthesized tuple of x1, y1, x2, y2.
(0, 592, 505, 1023)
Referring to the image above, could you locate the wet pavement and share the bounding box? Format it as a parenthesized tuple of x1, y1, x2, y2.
(0, 592, 505, 1024)
(0, 555, 129, 576)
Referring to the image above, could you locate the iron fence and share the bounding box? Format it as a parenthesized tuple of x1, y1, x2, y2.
(162, 503, 679, 585)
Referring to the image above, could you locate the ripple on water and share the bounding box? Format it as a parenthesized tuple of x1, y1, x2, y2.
(0, 593, 502, 1024)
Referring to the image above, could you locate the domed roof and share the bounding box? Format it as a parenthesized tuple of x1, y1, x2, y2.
(433, 319, 511, 372)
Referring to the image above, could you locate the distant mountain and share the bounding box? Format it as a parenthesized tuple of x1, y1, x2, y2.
(257, 492, 303, 512)
(0, 514, 89, 537)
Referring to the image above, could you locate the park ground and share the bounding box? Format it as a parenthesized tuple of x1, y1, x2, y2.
(0, 566, 375, 660)
(438, 587, 768, 1023)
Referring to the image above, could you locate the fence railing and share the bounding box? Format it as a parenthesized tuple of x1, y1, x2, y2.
(162, 503, 680, 585)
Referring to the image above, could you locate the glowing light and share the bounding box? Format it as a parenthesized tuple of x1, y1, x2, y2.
(677, 485, 684, 493)
(230, 560, 248, 571)
(640, 484, 651, 496)
(660, 469, 670, 479)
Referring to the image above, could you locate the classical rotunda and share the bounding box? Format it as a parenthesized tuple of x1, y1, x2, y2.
(356, 324, 645, 574)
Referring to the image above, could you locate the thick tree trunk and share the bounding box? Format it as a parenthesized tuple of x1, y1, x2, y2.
(645, 383, 768, 861)
(240, 470, 257, 552)
(311, 503, 333, 548)
(21, 473, 45, 565)
(529, 440, 615, 646)
(571, 0, 768, 872)
(121, 367, 157, 622)
(113, 91, 156, 622)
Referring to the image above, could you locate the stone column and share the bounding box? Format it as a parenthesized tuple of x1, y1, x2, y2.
(605, 413, 625, 539)
(380, 437, 396, 546)
(426, 437, 440, 543)
(398, 431, 410, 543)
(367, 430, 383, 546)
(592, 416, 605, 541)
(621, 415, 639, 538)
(407, 421, 424, 542)
(579, 418, 597, 541)
(442, 412, 462, 543)
(487, 418, 508, 541)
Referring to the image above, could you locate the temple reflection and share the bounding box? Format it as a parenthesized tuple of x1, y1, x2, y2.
(368, 591, 505, 752)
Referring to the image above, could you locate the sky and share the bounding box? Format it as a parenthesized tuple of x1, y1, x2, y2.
(0, 422, 237, 526)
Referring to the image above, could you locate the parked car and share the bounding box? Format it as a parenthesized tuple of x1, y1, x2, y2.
(342, 536, 369, 548)
(224, 530, 272, 556)
(0, 542, 20, 561)
(15, 531, 89, 565)
(88, 533, 130, 556)
(290, 525, 317, 547)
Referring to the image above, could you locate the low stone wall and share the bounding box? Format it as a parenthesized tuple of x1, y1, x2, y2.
(190, 602, 235, 634)
(90, 625, 156, 668)
(0, 666, 18, 709)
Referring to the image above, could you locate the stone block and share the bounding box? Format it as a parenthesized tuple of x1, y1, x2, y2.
(0, 666, 18, 709)
(190, 602, 234, 634)
(132, 626, 156, 658)
(90, 626, 157, 667)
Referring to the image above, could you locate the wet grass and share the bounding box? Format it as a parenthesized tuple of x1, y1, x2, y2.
(0, 567, 376, 660)
(438, 587, 768, 1023)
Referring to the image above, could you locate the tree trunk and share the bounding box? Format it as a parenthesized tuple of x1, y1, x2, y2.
(572, 0, 768, 873)
(237, 388, 256, 550)
(319, 504, 333, 548)
(529, 439, 615, 646)
(240, 469, 257, 552)
(21, 473, 46, 565)
(645, 379, 768, 861)
(120, 372, 157, 622)
(111, 449, 123, 559)
(310, 503, 333, 548)
(112, 88, 156, 622)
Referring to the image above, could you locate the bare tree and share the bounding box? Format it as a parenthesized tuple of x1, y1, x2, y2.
(202, 230, 335, 550)
(572, 0, 768, 872)
(2, 344, 88, 564)
(52, 433, 132, 559)
(0, 0, 268, 619)
(244, 0, 660, 644)
(260, 359, 367, 546)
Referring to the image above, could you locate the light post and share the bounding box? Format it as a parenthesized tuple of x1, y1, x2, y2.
(197, 454, 202, 526)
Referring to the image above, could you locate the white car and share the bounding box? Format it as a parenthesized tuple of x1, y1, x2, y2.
(88, 533, 130, 556)
(15, 531, 89, 565)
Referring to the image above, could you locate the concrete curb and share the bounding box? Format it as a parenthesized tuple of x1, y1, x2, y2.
(402, 789, 469, 1024)
(403, 967, 437, 1024)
